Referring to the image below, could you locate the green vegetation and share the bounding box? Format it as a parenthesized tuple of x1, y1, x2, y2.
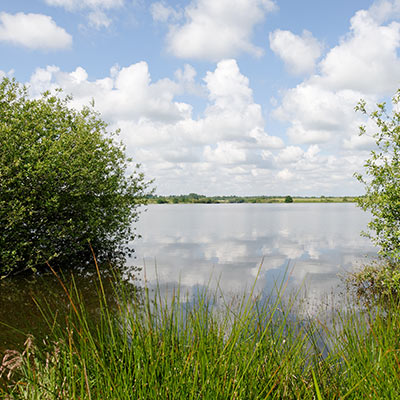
(347, 259, 400, 303)
(355, 90, 400, 261)
(0, 78, 151, 277)
(1, 76, 399, 399)
(147, 193, 357, 204)
(284, 195, 294, 203)
(1, 268, 400, 399)
(350, 90, 400, 299)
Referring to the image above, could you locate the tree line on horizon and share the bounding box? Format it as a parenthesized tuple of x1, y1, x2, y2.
(146, 193, 357, 204)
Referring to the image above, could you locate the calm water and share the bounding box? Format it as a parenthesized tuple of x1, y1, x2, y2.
(132, 203, 377, 308)
(0, 203, 377, 354)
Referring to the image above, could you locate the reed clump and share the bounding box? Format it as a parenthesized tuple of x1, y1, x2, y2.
(1, 264, 400, 399)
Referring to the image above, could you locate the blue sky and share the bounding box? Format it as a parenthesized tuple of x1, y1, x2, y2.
(1, 0, 400, 196)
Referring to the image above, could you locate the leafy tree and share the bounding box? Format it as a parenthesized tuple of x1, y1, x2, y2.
(0, 78, 151, 277)
(355, 90, 400, 261)
(284, 195, 293, 203)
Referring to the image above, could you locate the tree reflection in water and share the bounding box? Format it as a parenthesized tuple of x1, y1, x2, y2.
(0, 263, 142, 355)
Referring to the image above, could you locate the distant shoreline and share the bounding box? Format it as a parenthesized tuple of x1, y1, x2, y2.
(146, 195, 358, 204)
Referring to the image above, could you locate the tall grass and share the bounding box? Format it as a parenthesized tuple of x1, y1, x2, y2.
(1, 262, 400, 399)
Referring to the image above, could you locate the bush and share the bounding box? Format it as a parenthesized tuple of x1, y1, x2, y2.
(351, 90, 400, 300)
(0, 78, 151, 277)
(284, 195, 293, 203)
(347, 259, 400, 303)
(355, 90, 400, 261)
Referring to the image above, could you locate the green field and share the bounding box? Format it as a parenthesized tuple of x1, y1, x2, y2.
(147, 193, 358, 204)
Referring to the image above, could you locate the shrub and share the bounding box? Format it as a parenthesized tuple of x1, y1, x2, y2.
(0, 78, 151, 276)
(355, 90, 400, 261)
(284, 195, 293, 203)
(347, 259, 400, 303)
(351, 89, 400, 300)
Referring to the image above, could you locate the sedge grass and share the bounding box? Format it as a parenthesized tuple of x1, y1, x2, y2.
(1, 262, 400, 399)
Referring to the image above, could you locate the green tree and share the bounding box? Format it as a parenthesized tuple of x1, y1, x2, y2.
(355, 90, 400, 261)
(0, 78, 151, 277)
(284, 195, 293, 203)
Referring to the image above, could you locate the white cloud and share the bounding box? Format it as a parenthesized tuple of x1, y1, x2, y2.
(274, 84, 364, 144)
(305, 144, 320, 159)
(367, 0, 400, 24)
(27, 59, 286, 194)
(0, 12, 72, 50)
(204, 142, 248, 165)
(343, 134, 376, 150)
(29, 62, 185, 123)
(204, 59, 253, 108)
(342, 118, 379, 150)
(45, 0, 124, 28)
(174, 64, 205, 96)
(319, 9, 400, 95)
(274, 145, 335, 187)
(44, 0, 124, 10)
(200, 59, 282, 147)
(276, 146, 304, 164)
(28, 58, 369, 196)
(273, 0, 400, 150)
(88, 9, 111, 28)
(150, 2, 181, 22)
(269, 29, 322, 75)
(69, 66, 88, 83)
(154, 0, 277, 61)
(0, 69, 14, 79)
(249, 128, 283, 149)
(277, 168, 294, 181)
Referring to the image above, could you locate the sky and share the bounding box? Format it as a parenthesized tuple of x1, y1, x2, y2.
(1, 0, 400, 196)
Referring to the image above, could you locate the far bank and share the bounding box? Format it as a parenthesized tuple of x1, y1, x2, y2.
(146, 194, 358, 204)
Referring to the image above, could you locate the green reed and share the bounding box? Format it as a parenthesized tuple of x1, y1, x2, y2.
(1, 263, 400, 399)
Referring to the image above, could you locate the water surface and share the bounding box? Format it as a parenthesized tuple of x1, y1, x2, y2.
(132, 203, 377, 310)
(0, 203, 376, 354)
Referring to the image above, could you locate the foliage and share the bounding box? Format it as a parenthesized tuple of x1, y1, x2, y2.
(347, 258, 400, 303)
(0, 78, 151, 276)
(3, 269, 400, 399)
(284, 195, 294, 203)
(355, 90, 400, 261)
(146, 194, 355, 204)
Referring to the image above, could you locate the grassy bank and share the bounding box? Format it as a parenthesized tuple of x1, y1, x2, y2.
(147, 194, 357, 204)
(1, 265, 399, 399)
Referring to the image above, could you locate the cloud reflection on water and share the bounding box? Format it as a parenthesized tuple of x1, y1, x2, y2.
(131, 203, 377, 312)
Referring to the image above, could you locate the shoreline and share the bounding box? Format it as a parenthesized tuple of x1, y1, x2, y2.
(147, 195, 358, 204)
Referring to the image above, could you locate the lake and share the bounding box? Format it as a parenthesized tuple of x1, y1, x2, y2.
(132, 203, 377, 311)
(0, 202, 377, 353)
